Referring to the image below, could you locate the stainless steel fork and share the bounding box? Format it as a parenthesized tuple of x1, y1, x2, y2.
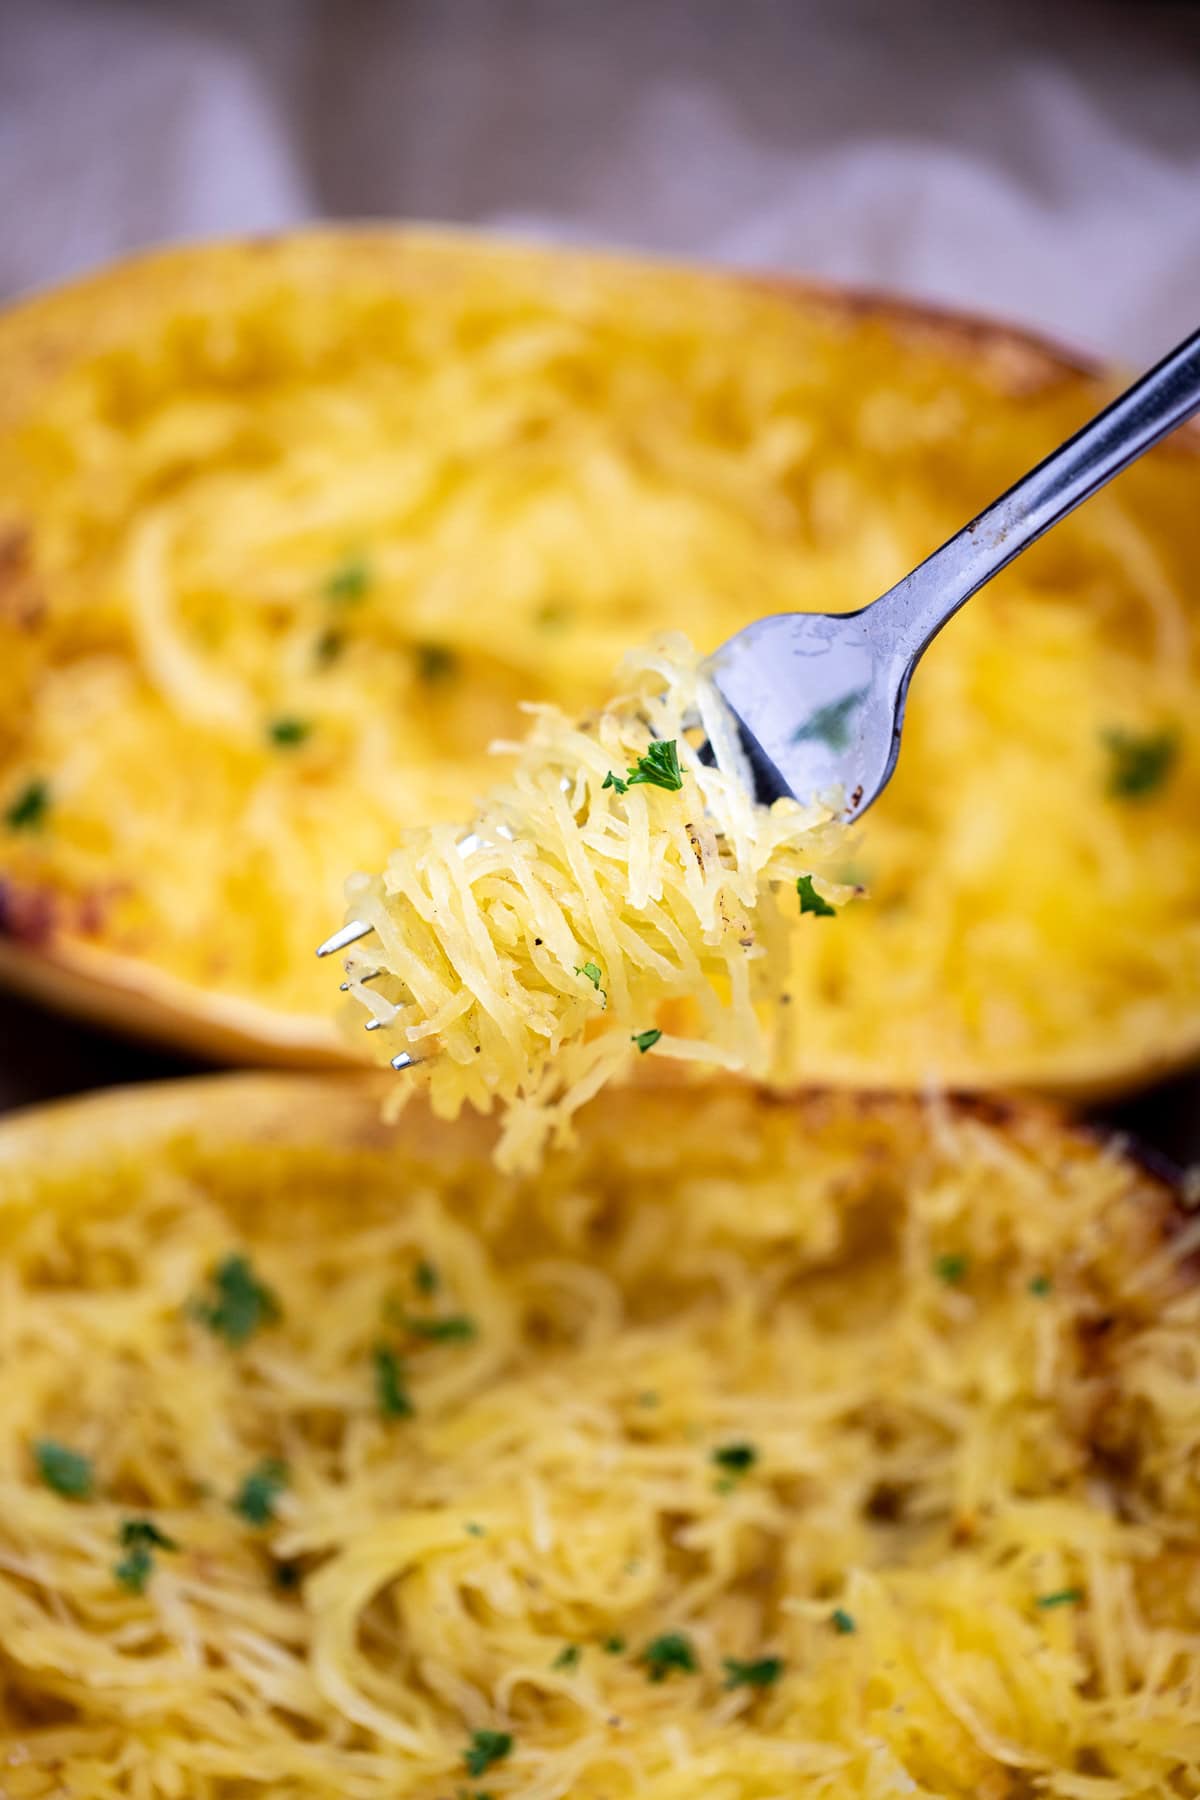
(708, 325, 1200, 816)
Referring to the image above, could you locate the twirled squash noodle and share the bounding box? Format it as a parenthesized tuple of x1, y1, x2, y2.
(339, 636, 845, 1167)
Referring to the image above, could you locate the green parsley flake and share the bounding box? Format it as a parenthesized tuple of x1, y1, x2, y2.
(193, 1254, 280, 1346)
(1036, 1587, 1084, 1610)
(120, 1518, 179, 1552)
(373, 1344, 413, 1419)
(631, 1028, 662, 1054)
(465, 1522, 486, 1538)
(791, 688, 868, 752)
(114, 1518, 179, 1593)
(1029, 1273, 1053, 1297)
(603, 1635, 627, 1655)
(723, 1655, 784, 1689)
(415, 642, 458, 684)
(552, 1644, 581, 1671)
(602, 770, 629, 795)
(268, 716, 311, 748)
(641, 1632, 697, 1682)
(712, 1441, 758, 1475)
(934, 1252, 969, 1286)
(114, 1543, 154, 1593)
(463, 1730, 513, 1778)
(1102, 727, 1178, 800)
(797, 874, 836, 917)
(575, 961, 606, 1004)
(233, 1459, 288, 1528)
(324, 554, 370, 604)
(831, 1607, 856, 1635)
(402, 1312, 477, 1343)
(414, 1258, 439, 1296)
(34, 1439, 93, 1500)
(5, 778, 50, 832)
(625, 739, 683, 792)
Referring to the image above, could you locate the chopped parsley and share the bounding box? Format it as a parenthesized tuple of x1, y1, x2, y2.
(465, 1521, 486, 1538)
(193, 1254, 280, 1346)
(5, 777, 50, 832)
(232, 1459, 288, 1527)
(1029, 1273, 1053, 1297)
(34, 1439, 93, 1500)
(602, 770, 629, 795)
(1035, 1586, 1083, 1610)
(552, 1644, 581, 1671)
(535, 599, 571, 632)
(603, 1634, 627, 1655)
(324, 554, 370, 604)
(414, 1258, 439, 1296)
(797, 874, 836, 917)
(625, 739, 683, 792)
(631, 1027, 662, 1054)
(934, 1252, 969, 1286)
(791, 688, 867, 752)
(641, 1632, 697, 1682)
(114, 1518, 179, 1593)
(723, 1655, 784, 1689)
(711, 1442, 758, 1476)
(463, 1730, 513, 1778)
(1102, 727, 1178, 799)
(268, 716, 311, 748)
(401, 1312, 477, 1343)
(114, 1543, 154, 1593)
(373, 1343, 413, 1419)
(415, 642, 458, 684)
(831, 1607, 856, 1634)
(575, 961, 605, 1003)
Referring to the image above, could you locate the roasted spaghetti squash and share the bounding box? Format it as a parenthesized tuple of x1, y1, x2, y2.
(0, 232, 1196, 1088)
(338, 633, 847, 1168)
(2, 1073, 1200, 1797)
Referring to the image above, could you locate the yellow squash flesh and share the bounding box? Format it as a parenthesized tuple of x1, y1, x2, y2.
(0, 231, 1197, 1091)
(2, 1073, 1200, 1796)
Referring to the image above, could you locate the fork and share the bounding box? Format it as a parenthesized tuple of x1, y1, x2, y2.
(708, 324, 1200, 815)
(318, 323, 1200, 1063)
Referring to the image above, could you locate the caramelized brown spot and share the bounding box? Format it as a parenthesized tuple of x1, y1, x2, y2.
(0, 880, 58, 947)
(0, 524, 46, 630)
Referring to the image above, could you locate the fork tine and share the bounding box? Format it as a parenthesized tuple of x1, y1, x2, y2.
(390, 1051, 420, 1071)
(316, 919, 374, 957)
(339, 969, 380, 991)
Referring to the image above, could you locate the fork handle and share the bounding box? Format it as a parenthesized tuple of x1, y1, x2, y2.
(874, 325, 1200, 664)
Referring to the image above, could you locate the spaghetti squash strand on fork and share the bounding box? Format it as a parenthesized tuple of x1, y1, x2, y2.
(334, 636, 847, 1167)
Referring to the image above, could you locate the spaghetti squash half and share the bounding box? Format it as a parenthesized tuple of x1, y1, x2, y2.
(2, 1074, 1200, 1797)
(0, 231, 1197, 1088)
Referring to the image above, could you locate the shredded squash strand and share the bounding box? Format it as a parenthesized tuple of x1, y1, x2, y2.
(1, 1080, 1199, 1797)
(339, 635, 844, 1168)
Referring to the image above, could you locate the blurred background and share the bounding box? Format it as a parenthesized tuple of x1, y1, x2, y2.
(1, 0, 1198, 1153)
(3, 0, 1200, 363)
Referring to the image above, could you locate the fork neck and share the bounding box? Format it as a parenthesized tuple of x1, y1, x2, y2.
(870, 324, 1200, 668)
